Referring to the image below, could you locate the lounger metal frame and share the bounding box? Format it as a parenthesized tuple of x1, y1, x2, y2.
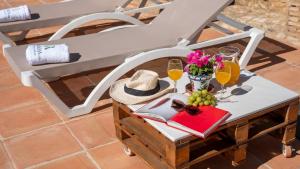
(10, 13, 264, 117)
(0, 0, 170, 47)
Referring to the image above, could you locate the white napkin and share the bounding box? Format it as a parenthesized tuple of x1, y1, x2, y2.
(0, 5, 31, 23)
(26, 44, 70, 66)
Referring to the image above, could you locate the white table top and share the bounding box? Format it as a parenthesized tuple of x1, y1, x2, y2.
(128, 71, 299, 142)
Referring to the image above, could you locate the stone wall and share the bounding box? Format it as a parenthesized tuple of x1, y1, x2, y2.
(223, 0, 300, 45)
(288, 0, 300, 39)
(235, 0, 289, 14)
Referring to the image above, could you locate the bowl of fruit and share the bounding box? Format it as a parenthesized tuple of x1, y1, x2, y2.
(187, 89, 217, 107)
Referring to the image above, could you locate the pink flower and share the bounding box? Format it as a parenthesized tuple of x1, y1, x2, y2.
(187, 50, 206, 64)
(217, 62, 224, 69)
(201, 56, 210, 65)
(186, 50, 217, 71)
(196, 60, 203, 67)
(215, 54, 223, 63)
(195, 50, 204, 56)
(187, 52, 200, 64)
(184, 65, 190, 72)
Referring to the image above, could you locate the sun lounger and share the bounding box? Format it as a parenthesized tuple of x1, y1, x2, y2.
(0, 0, 170, 44)
(3, 0, 264, 118)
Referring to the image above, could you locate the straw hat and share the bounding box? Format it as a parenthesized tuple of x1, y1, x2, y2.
(109, 70, 174, 105)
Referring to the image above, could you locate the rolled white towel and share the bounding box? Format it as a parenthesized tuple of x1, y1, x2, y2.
(0, 5, 31, 23)
(26, 44, 70, 66)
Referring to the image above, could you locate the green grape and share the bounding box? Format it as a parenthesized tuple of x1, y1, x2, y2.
(188, 97, 195, 102)
(201, 97, 204, 102)
(192, 92, 197, 97)
(204, 100, 210, 106)
(197, 91, 202, 96)
(190, 90, 218, 107)
(206, 95, 212, 100)
(201, 90, 208, 96)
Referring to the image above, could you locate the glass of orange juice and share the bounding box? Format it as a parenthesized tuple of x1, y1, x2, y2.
(168, 59, 183, 93)
(216, 62, 231, 99)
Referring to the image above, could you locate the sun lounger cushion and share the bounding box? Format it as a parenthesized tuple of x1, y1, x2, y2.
(5, 25, 177, 79)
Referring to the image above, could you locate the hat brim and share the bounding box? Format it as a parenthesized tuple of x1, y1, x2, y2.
(109, 78, 174, 105)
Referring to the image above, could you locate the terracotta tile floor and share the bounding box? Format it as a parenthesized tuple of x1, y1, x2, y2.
(0, 1, 300, 169)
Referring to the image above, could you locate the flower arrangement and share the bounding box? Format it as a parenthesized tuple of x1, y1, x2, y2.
(185, 50, 224, 76)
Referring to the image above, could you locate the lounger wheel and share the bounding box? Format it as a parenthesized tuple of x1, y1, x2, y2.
(123, 146, 135, 156)
(282, 144, 293, 158)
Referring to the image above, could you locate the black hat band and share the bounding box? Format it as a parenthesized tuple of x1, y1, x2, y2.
(124, 82, 160, 96)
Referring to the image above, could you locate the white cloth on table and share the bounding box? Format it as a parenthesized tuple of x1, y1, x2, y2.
(26, 44, 70, 66)
(0, 5, 31, 23)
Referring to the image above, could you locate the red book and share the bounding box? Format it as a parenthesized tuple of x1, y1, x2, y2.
(134, 94, 231, 138)
(168, 106, 231, 138)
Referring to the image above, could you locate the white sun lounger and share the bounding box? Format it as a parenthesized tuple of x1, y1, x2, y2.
(3, 0, 264, 118)
(0, 0, 170, 45)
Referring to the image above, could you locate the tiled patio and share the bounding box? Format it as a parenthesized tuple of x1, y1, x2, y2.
(1, 0, 300, 169)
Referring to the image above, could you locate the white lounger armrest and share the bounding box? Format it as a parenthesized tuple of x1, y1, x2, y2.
(49, 1, 172, 41)
(48, 12, 145, 41)
(238, 28, 264, 69)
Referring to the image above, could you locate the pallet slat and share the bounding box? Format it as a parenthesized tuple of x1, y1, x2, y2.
(123, 138, 171, 169)
(121, 117, 167, 157)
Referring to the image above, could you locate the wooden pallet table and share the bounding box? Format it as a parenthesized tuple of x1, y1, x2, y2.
(112, 71, 299, 169)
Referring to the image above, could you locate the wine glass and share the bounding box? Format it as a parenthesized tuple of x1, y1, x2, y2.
(215, 62, 231, 99)
(168, 59, 183, 93)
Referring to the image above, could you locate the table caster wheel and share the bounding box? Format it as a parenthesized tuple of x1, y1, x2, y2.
(282, 145, 293, 158)
(123, 146, 135, 156)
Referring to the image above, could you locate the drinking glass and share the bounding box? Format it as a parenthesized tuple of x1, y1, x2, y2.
(168, 59, 183, 93)
(215, 61, 231, 99)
